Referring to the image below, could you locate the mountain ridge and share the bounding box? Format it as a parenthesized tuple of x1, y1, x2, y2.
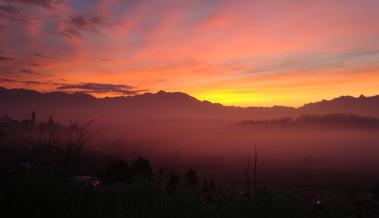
(1, 87, 378, 121)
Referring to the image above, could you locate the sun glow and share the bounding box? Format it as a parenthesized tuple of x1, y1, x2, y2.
(195, 90, 280, 107)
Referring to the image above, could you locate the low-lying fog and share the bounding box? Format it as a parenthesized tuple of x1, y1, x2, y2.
(89, 117, 379, 189)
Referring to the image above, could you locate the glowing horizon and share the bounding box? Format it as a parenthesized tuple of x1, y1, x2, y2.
(1, 0, 379, 107)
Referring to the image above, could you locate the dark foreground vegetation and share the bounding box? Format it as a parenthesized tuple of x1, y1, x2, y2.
(240, 114, 379, 129)
(3, 164, 379, 218)
(1, 117, 379, 218)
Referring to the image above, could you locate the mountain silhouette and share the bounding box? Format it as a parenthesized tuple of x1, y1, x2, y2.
(298, 95, 379, 117)
(0, 87, 378, 122)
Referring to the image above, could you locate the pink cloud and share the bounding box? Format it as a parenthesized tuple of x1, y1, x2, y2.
(2, 0, 379, 105)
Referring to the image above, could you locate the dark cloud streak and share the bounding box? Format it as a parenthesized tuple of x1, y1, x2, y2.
(1, 78, 45, 85)
(34, 52, 57, 59)
(0, 56, 15, 61)
(0, 79, 144, 96)
(19, 68, 42, 75)
(29, 63, 40, 67)
(57, 83, 145, 96)
(1, 78, 17, 83)
(58, 27, 82, 38)
(0, 4, 28, 22)
(69, 15, 105, 32)
(5, 0, 59, 8)
(57, 14, 106, 39)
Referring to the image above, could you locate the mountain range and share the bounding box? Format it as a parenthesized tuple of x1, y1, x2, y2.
(1, 87, 378, 122)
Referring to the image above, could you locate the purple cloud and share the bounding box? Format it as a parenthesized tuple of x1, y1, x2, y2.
(57, 82, 145, 96)
(19, 68, 42, 75)
(1, 78, 17, 83)
(59, 27, 82, 38)
(5, 0, 59, 8)
(1, 78, 45, 85)
(69, 14, 106, 32)
(0, 4, 28, 22)
(34, 52, 57, 59)
(0, 56, 15, 61)
(58, 14, 106, 38)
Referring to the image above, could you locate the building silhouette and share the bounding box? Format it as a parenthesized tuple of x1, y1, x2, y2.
(21, 112, 36, 127)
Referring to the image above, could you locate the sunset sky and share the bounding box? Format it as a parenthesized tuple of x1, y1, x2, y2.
(1, 0, 379, 107)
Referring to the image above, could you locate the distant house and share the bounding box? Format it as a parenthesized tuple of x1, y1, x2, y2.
(74, 176, 102, 187)
(0, 165, 17, 181)
(0, 116, 16, 130)
(1, 113, 59, 131)
(21, 112, 36, 128)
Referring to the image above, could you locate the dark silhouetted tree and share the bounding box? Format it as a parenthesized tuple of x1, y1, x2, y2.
(166, 170, 180, 193)
(209, 179, 215, 191)
(0, 126, 6, 146)
(201, 179, 210, 193)
(48, 116, 54, 127)
(104, 159, 130, 184)
(184, 168, 198, 190)
(201, 179, 216, 192)
(132, 157, 153, 181)
(201, 178, 216, 203)
(371, 184, 379, 202)
(61, 120, 92, 176)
